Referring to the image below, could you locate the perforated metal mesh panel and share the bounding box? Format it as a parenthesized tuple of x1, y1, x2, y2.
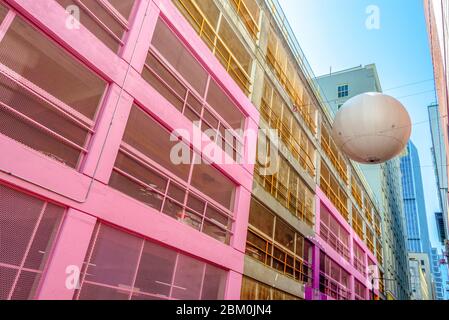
(0, 7, 107, 168)
(76, 223, 227, 300)
(55, 0, 136, 53)
(0, 184, 64, 300)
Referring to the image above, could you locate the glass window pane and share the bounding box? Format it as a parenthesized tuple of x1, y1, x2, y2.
(190, 163, 235, 211)
(249, 199, 274, 237)
(84, 225, 142, 288)
(151, 19, 207, 96)
(206, 79, 245, 131)
(133, 242, 177, 299)
(201, 265, 226, 299)
(274, 219, 295, 252)
(122, 106, 192, 181)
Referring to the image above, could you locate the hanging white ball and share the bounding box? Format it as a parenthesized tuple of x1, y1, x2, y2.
(331, 92, 411, 164)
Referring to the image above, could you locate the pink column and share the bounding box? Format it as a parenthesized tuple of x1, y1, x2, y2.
(36, 209, 96, 300)
(349, 275, 356, 300)
(225, 271, 243, 300)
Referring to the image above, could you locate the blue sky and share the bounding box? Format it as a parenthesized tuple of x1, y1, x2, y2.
(279, 0, 441, 247)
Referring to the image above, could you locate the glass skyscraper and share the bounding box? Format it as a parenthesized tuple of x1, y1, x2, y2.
(400, 141, 432, 255)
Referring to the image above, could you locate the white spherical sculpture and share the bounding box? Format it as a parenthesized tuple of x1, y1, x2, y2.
(331, 92, 411, 164)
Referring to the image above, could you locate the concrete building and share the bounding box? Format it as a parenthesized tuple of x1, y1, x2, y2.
(315, 64, 382, 116)
(425, 0, 449, 250)
(0, 0, 389, 300)
(428, 103, 449, 244)
(409, 253, 434, 300)
(315, 64, 411, 300)
(430, 247, 449, 300)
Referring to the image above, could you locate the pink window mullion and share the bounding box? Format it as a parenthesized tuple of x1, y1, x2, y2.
(127, 239, 145, 300)
(81, 84, 134, 182)
(122, 0, 159, 72)
(37, 209, 97, 300)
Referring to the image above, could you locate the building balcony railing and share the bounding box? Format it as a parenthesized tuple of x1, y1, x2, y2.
(174, 0, 252, 95)
(376, 248, 383, 265)
(366, 236, 375, 254)
(320, 176, 349, 222)
(351, 180, 363, 209)
(255, 166, 314, 227)
(319, 272, 350, 300)
(143, 49, 244, 163)
(353, 256, 367, 276)
(56, 0, 134, 53)
(320, 125, 348, 184)
(265, 48, 316, 134)
(320, 222, 350, 262)
(229, 0, 260, 40)
(260, 99, 316, 177)
(110, 144, 234, 245)
(246, 228, 312, 285)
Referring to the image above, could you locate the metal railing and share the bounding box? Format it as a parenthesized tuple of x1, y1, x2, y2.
(174, 0, 252, 95)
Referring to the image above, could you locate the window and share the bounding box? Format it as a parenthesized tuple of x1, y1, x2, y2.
(320, 161, 349, 221)
(240, 277, 300, 300)
(353, 242, 367, 276)
(146, 19, 245, 162)
(352, 207, 364, 240)
(248, 197, 274, 237)
(337, 85, 349, 98)
(229, 0, 260, 39)
(320, 124, 348, 183)
(261, 77, 316, 177)
(109, 105, 236, 244)
(354, 280, 366, 300)
(246, 198, 313, 285)
(172, 0, 252, 95)
(319, 253, 350, 300)
(190, 163, 236, 211)
(320, 204, 350, 261)
(0, 184, 64, 300)
(265, 26, 317, 134)
(256, 138, 315, 226)
(56, 0, 136, 53)
(0, 11, 107, 168)
(76, 223, 227, 300)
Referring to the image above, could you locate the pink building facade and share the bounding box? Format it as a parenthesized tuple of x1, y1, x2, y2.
(0, 0, 380, 300)
(0, 0, 258, 300)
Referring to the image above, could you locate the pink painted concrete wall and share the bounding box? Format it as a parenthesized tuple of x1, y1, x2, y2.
(0, 0, 259, 300)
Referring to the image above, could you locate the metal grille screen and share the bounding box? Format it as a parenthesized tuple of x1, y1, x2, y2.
(76, 223, 228, 300)
(0, 184, 64, 300)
